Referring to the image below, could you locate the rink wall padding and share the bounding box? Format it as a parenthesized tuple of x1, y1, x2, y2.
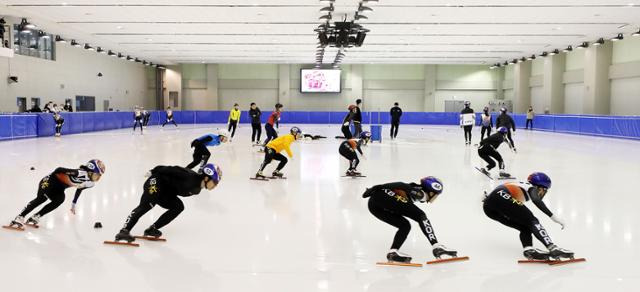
(1, 111, 639, 141)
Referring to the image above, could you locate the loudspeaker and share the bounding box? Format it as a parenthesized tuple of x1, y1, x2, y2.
(8, 76, 18, 83)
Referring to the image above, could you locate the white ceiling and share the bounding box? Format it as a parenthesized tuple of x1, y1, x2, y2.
(2, 0, 640, 65)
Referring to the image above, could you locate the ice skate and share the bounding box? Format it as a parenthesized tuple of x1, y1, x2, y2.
(427, 243, 469, 264)
(133, 225, 167, 242)
(3, 216, 26, 231)
(387, 251, 412, 263)
(549, 246, 574, 260)
(104, 229, 139, 247)
(25, 215, 40, 228)
(523, 247, 550, 261)
(143, 225, 162, 238)
(497, 171, 514, 180)
(475, 167, 493, 179)
(115, 229, 135, 243)
(345, 169, 355, 176)
(271, 171, 285, 179)
(250, 171, 269, 181)
(432, 243, 458, 259)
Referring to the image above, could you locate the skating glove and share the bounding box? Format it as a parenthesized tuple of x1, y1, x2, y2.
(551, 215, 565, 230)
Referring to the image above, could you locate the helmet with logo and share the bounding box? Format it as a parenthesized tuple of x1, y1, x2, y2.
(85, 159, 106, 175)
(202, 163, 221, 184)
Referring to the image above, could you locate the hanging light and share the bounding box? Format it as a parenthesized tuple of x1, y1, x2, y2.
(548, 49, 559, 56)
(540, 51, 548, 57)
(108, 50, 117, 57)
(527, 54, 536, 60)
(563, 45, 573, 52)
(576, 42, 589, 49)
(97, 47, 107, 54)
(38, 31, 50, 39)
(118, 53, 127, 59)
(71, 40, 81, 47)
(593, 38, 605, 46)
(611, 33, 624, 42)
(632, 29, 640, 37)
(55, 35, 66, 43)
(20, 18, 36, 30)
(84, 44, 94, 51)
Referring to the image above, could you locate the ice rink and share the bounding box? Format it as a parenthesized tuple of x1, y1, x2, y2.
(1, 124, 638, 292)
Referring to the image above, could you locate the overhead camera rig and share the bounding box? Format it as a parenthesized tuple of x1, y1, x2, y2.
(314, 0, 376, 68)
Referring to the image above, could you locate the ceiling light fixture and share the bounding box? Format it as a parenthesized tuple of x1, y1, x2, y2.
(97, 47, 107, 54)
(576, 42, 589, 49)
(71, 40, 81, 47)
(548, 49, 559, 56)
(55, 35, 66, 43)
(108, 50, 116, 57)
(20, 18, 36, 30)
(611, 33, 624, 42)
(632, 29, 640, 37)
(540, 51, 548, 57)
(593, 38, 605, 46)
(84, 44, 94, 51)
(527, 54, 536, 60)
(563, 45, 573, 52)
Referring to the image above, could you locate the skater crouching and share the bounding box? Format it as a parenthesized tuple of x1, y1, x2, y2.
(114, 164, 222, 242)
(255, 127, 302, 179)
(477, 127, 513, 178)
(483, 172, 573, 260)
(363, 177, 459, 263)
(339, 131, 371, 176)
(186, 131, 229, 171)
(8, 160, 106, 229)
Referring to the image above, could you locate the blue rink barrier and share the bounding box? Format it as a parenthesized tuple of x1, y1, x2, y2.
(0, 111, 639, 141)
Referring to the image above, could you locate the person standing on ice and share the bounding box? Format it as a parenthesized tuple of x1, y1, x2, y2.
(482, 172, 574, 261)
(460, 101, 475, 145)
(362, 177, 459, 263)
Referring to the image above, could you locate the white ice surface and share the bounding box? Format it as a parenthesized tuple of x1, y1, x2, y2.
(0, 124, 638, 292)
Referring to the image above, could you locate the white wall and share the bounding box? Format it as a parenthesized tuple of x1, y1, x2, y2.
(530, 86, 545, 113)
(0, 43, 154, 112)
(564, 83, 585, 114)
(610, 77, 640, 116)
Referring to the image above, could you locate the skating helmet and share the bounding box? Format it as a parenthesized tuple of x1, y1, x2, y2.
(360, 131, 372, 140)
(497, 127, 508, 134)
(420, 176, 443, 203)
(348, 104, 356, 111)
(500, 107, 507, 113)
(203, 163, 221, 184)
(528, 172, 551, 189)
(464, 101, 471, 106)
(290, 126, 302, 137)
(85, 159, 106, 175)
(217, 129, 230, 138)
(483, 106, 489, 112)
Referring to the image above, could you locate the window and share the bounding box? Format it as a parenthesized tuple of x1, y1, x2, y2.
(12, 24, 55, 61)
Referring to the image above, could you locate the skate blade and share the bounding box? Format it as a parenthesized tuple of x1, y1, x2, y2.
(496, 177, 516, 180)
(376, 261, 423, 267)
(2, 225, 25, 231)
(134, 236, 167, 242)
(427, 256, 469, 265)
(518, 259, 553, 264)
(341, 175, 366, 178)
(103, 240, 140, 247)
(474, 167, 493, 180)
(548, 258, 586, 266)
(250, 177, 269, 181)
(267, 177, 287, 180)
(25, 223, 39, 229)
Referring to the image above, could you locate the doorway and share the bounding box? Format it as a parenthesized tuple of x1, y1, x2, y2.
(16, 97, 27, 112)
(103, 100, 110, 112)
